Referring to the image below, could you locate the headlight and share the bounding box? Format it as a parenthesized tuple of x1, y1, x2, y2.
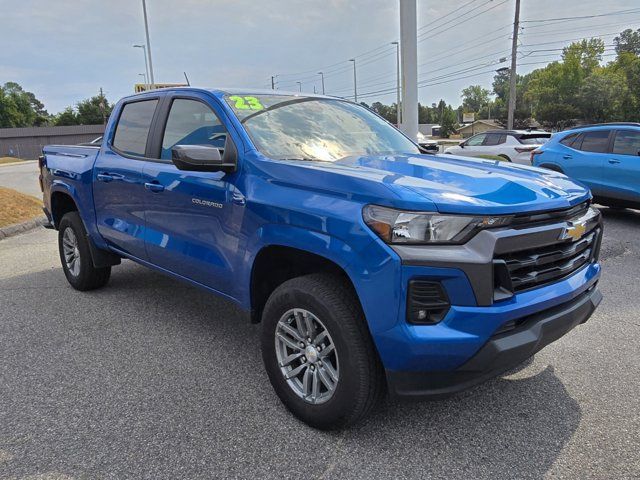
(363, 205, 512, 244)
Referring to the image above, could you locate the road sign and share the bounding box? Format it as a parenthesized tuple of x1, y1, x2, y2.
(134, 83, 188, 93)
(463, 112, 475, 123)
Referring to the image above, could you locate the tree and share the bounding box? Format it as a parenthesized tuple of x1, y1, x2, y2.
(54, 107, 79, 126)
(577, 69, 628, 123)
(535, 103, 579, 130)
(610, 52, 640, 122)
(369, 101, 397, 123)
(53, 93, 114, 126)
(76, 94, 112, 125)
(439, 106, 458, 138)
(614, 28, 640, 56)
(461, 85, 490, 114)
(0, 82, 49, 127)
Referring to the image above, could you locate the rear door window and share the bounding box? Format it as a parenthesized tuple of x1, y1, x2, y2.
(578, 130, 611, 153)
(483, 133, 505, 146)
(612, 130, 640, 156)
(112, 99, 158, 156)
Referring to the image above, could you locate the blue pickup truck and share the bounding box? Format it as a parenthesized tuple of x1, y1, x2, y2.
(40, 88, 603, 429)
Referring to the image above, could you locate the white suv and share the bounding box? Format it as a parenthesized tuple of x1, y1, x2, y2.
(444, 130, 551, 164)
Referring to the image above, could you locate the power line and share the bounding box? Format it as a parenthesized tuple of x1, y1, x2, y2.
(521, 17, 640, 38)
(273, 0, 493, 87)
(521, 7, 640, 24)
(417, 0, 510, 42)
(520, 32, 625, 48)
(417, 0, 481, 32)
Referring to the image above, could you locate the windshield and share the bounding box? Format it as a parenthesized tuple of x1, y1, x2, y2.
(224, 94, 419, 162)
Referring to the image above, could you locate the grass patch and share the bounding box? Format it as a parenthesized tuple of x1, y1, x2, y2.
(0, 187, 43, 228)
(477, 154, 506, 161)
(0, 157, 26, 164)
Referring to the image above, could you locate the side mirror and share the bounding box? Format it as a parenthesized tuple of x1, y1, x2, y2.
(171, 145, 236, 173)
(460, 142, 465, 148)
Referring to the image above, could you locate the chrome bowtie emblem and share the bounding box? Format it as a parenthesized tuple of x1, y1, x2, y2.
(560, 222, 586, 241)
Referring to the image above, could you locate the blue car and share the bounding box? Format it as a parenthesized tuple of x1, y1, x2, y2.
(533, 123, 640, 208)
(39, 88, 602, 429)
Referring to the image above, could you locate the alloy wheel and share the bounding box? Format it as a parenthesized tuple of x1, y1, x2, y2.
(274, 308, 339, 404)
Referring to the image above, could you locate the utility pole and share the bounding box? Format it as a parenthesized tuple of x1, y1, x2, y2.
(271, 75, 276, 90)
(507, 0, 521, 130)
(391, 41, 401, 127)
(99, 87, 106, 126)
(142, 0, 155, 88)
(399, 0, 418, 141)
(349, 59, 357, 102)
(318, 72, 325, 94)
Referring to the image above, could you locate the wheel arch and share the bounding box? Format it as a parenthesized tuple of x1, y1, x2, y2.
(539, 163, 564, 173)
(249, 245, 359, 324)
(50, 189, 79, 229)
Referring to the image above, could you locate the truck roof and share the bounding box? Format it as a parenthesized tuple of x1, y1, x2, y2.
(120, 87, 334, 102)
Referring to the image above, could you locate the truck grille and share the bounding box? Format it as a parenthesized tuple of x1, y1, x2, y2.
(495, 227, 600, 293)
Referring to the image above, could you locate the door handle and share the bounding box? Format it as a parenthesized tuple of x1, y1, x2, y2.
(608, 158, 621, 164)
(563, 155, 572, 160)
(144, 182, 165, 193)
(97, 173, 115, 182)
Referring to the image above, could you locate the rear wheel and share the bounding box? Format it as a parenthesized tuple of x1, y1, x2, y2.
(261, 273, 384, 430)
(58, 212, 111, 291)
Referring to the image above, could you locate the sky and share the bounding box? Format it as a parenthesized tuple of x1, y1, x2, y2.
(2, 0, 639, 114)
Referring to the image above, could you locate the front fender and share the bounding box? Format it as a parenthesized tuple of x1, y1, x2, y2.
(241, 223, 403, 334)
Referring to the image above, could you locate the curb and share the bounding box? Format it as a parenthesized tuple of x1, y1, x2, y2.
(0, 216, 48, 240)
(0, 160, 38, 167)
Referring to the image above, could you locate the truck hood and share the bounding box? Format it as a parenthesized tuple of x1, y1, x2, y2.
(257, 153, 591, 215)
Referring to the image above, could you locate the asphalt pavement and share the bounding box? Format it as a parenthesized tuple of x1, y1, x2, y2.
(0, 161, 41, 198)
(0, 208, 638, 479)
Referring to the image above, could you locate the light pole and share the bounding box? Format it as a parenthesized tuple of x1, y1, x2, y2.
(139, 72, 147, 86)
(399, 0, 418, 141)
(349, 59, 357, 103)
(133, 44, 150, 91)
(141, 0, 155, 88)
(296, 81, 302, 92)
(317, 72, 325, 95)
(271, 75, 277, 90)
(391, 41, 401, 127)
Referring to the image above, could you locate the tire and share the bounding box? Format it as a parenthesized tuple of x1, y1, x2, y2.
(261, 273, 385, 430)
(58, 212, 111, 291)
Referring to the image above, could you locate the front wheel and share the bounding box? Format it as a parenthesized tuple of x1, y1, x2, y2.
(58, 212, 111, 291)
(261, 274, 384, 429)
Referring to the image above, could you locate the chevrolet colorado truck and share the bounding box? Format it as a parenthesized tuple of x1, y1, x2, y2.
(40, 88, 603, 429)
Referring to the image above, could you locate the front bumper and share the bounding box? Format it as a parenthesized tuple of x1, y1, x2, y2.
(366, 203, 603, 397)
(387, 285, 601, 398)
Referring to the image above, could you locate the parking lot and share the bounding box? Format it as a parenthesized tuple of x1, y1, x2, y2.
(0, 207, 636, 479)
